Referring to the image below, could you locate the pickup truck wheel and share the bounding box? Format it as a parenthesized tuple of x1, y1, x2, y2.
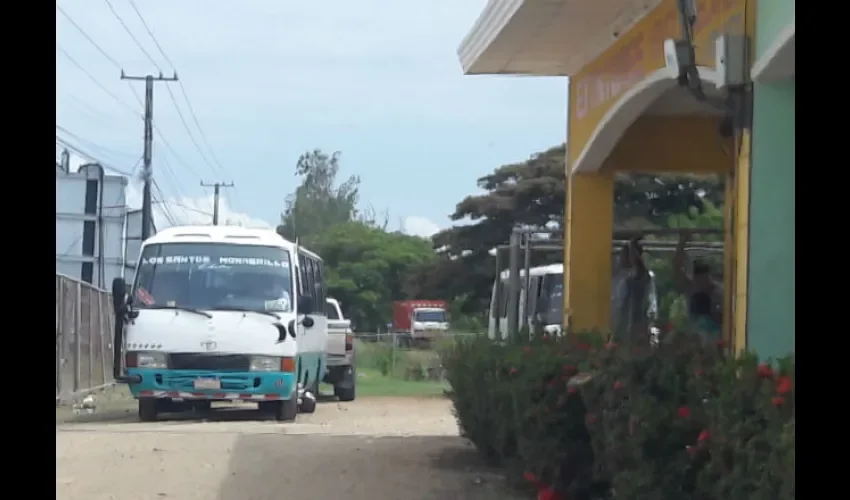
(334, 385, 356, 402)
(334, 368, 356, 402)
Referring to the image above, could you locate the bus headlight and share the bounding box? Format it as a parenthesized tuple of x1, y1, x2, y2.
(126, 351, 167, 369)
(250, 356, 281, 372)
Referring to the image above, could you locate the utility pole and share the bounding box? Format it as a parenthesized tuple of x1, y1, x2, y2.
(121, 70, 179, 239)
(200, 181, 235, 225)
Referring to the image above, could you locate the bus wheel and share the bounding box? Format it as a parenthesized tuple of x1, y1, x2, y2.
(138, 399, 159, 422)
(274, 398, 297, 422)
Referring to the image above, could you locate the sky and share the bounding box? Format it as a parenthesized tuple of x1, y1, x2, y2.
(56, 0, 567, 238)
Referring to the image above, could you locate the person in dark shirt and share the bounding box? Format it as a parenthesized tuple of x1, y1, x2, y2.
(673, 230, 723, 344)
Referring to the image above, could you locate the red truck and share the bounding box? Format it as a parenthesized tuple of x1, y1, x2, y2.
(392, 300, 450, 345)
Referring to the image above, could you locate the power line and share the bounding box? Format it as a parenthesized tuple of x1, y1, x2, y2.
(56, 5, 123, 68)
(124, 0, 229, 179)
(55, 137, 135, 177)
(56, 125, 137, 161)
(102, 0, 163, 72)
(56, 44, 141, 117)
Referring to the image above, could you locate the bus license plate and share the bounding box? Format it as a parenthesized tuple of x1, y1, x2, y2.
(193, 378, 220, 390)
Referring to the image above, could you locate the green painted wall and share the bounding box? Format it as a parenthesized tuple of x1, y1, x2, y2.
(747, 78, 795, 360)
(756, 0, 795, 59)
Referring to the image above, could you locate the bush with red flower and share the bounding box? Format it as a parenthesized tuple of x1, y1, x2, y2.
(441, 331, 795, 500)
(693, 354, 795, 500)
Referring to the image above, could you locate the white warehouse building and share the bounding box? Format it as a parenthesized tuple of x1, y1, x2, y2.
(55, 161, 156, 289)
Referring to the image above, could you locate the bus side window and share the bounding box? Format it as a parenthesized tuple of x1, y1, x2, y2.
(304, 256, 316, 301)
(314, 260, 325, 309)
(529, 276, 541, 317)
(498, 279, 508, 318)
(298, 254, 308, 296)
(490, 279, 498, 318)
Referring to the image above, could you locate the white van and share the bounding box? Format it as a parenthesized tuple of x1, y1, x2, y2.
(110, 226, 328, 422)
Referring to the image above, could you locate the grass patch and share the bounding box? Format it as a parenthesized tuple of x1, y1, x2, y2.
(349, 368, 447, 398)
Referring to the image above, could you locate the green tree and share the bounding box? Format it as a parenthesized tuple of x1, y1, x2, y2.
(310, 221, 436, 331)
(405, 147, 725, 317)
(277, 149, 361, 243)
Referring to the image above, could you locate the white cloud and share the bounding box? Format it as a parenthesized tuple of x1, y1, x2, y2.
(402, 216, 441, 238)
(126, 183, 271, 230)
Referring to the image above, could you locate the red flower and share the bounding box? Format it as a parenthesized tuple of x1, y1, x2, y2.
(757, 363, 775, 379)
(509, 367, 518, 375)
(772, 396, 785, 407)
(776, 376, 792, 395)
(677, 406, 691, 419)
(605, 341, 617, 350)
(537, 486, 564, 500)
(567, 386, 578, 394)
(613, 380, 623, 390)
(697, 430, 711, 443)
(523, 471, 538, 485)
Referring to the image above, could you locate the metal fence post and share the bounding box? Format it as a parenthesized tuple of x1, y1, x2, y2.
(56, 276, 62, 401)
(89, 287, 95, 390)
(74, 281, 82, 393)
(98, 292, 107, 385)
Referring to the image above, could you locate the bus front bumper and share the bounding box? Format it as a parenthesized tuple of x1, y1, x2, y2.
(126, 369, 297, 401)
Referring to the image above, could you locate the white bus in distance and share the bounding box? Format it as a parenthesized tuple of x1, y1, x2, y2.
(488, 263, 565, 340)
(109, 226, 328, 422)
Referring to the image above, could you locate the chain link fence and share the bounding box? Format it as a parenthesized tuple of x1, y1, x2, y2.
(353, 332, 479, 382)
(56, 273, 116, 405)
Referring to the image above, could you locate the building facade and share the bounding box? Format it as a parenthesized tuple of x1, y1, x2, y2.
(458, 0, 794, 357)
(748, 0, 795, 359)
(55, 162, 155, 289)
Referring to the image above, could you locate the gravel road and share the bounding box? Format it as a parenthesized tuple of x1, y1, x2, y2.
(57, 396, 525, 500)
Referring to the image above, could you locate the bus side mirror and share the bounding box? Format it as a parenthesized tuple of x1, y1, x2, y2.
(111, 278, 127, 315)
(298, 295, 314, 315)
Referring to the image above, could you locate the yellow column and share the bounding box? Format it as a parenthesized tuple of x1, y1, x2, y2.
(733, 132, 752, 353)
(563, 172, 614, 332)
(722, 172, 735, 347)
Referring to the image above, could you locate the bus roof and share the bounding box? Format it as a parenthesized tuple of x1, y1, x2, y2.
(144, 226, 293, 249)
(498, 263, 563, 280)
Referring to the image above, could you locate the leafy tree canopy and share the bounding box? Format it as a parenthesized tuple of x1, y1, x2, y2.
(311, 221, 435, 332)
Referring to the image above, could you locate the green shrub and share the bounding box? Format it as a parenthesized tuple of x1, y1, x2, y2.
(694, 354, 795, 500)
(442, 332, 795, 500)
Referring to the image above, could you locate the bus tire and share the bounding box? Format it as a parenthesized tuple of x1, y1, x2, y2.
(274, 398, 297, 422)
(138, 399, 159, 422)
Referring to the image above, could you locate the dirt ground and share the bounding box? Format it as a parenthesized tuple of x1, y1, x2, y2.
(57, 395, 526, 500)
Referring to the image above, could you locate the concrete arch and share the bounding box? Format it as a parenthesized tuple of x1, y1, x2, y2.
(571, 66, 720, 174)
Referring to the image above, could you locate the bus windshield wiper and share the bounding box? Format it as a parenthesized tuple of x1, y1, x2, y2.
(209, 306, 280, 320)
(145, 304, 213, 318)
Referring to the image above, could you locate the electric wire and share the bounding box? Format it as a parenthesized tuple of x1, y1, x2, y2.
(56, 7, 200, 192)
(128, 0, 230, 178)
(103, 0, 224, 182)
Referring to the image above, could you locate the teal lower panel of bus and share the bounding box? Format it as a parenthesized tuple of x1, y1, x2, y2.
(126, 351, 325, 400)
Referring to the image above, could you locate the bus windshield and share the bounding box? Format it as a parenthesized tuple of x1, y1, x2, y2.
(132, 243, 294, 313)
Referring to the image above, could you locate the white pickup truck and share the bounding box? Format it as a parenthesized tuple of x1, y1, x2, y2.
(323, 298, 356, 401)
